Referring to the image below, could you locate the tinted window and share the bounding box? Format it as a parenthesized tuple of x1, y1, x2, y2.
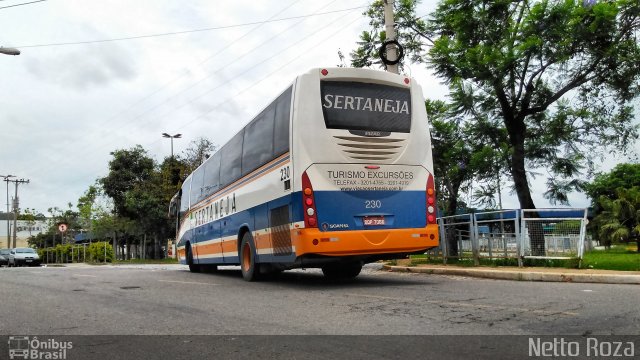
(220, 130, 244, 188)
(180, 177, 191, 214)
(202, 151, 221, 198)
(320, 81, 411, 133)
(242, 107, 275, 175)
(190, 167, 205, 205)
(274, 87, 291, 156)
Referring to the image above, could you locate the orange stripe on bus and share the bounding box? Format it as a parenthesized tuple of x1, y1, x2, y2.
(221, 240, 238, 254)
(195, 243, 223, 256)
(254, 233, 272, 250)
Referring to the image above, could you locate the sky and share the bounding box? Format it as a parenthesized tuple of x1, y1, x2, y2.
(0, 0, 636, 216)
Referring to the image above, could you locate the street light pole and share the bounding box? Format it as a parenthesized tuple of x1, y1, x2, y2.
(1, 175, 15, 248)
(162, 133, 182, 158)
(161, 133, 181, 259)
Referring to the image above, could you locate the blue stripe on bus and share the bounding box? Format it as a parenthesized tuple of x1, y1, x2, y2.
(312, 190, 427, 231)
(182, 189, 425, 265)
(186, 194, 295, 265)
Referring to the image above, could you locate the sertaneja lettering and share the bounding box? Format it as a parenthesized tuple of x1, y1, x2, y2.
(323, 94, 409, 114)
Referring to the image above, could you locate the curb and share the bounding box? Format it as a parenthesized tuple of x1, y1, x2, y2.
(383, 265, 640, 285)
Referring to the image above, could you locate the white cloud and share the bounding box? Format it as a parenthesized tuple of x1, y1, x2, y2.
(0, 0, 634, 215)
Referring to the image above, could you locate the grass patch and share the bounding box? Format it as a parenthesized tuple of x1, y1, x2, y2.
(581, 246, 640, 271)
(114, 258, 179, 265)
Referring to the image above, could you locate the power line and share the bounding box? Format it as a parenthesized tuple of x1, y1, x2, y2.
(11, 5, 368, 48)
(70, 0, 306, 153)
(29, 0, 348, 177)
(31, 1, 367, 183)
(0, 0, 46, 10)
(99, 0, 344, 141)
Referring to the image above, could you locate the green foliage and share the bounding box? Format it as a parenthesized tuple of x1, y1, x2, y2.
(592, 186, 640, 249)
(87, 242, 114, 263)
(100, 145, 156, 218)
(585, 163, 640, 206)
(351, 0, 429, 69)
(95, 143, 198, 259)
(179, 137, 217, 175)
(37, 245, 88, 263)
(350, 0, 640, 209)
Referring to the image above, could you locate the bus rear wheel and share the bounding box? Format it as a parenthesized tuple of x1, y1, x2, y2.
(186, 245, 201, 273)
(240, 232, 261, 281)
(322, 262, 362, 280)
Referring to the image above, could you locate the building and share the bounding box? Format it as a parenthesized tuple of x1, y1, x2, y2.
(0, 218, 51, 249)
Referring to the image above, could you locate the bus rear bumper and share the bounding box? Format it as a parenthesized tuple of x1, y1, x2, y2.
(292, 226, 439, 258)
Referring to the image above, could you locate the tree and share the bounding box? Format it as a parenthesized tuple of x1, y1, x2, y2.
(428, 99, 473, 215)
(351, 0, 640, 208)
(180, 137, 217, 175)
(98, 145, 186, 259)
(100, 145, 156, 218)
(593, 186, 640, 252)
(585, 163, 640, 248)
(428, 98, 512, 215)
(585, 163, 640, 206)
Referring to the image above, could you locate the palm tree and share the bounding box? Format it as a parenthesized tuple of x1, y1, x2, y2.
(594, 187, 640, 252)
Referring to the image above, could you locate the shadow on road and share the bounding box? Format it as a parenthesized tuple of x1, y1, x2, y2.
(184, 266, 432, 288)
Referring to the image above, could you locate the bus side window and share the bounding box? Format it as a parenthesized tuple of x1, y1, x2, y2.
(179, 177, 191, 220)
(220, 130, 244, 188)
(274, 87, 292, 157)
(242, 106, 275, 176)
(190, 166, 205, 205)
(203, 151, 221, 198)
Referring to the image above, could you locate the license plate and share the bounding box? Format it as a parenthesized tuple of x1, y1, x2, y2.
(26, 259, 32, 262)
(363, 216, 385, 226)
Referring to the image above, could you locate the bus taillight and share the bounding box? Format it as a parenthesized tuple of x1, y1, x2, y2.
(302, 171, 318, 228)
(427, 174, 437, 225)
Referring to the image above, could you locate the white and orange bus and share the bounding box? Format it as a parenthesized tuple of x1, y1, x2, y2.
(170, 67, 438, 281)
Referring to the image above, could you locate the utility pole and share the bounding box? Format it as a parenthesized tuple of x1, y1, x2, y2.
(1, 175, 15, 248)
(383, 0, 399, 74)
(9, 178, 29, 248)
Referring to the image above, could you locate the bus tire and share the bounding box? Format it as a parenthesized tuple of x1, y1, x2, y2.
(186, 245, 201, 273)
(240, 232, 261, 281)
(322, 262, 362, 280)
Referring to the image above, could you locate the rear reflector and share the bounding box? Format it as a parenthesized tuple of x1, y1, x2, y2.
(302, 171, 318, 228)
(426, 174, 437, 225)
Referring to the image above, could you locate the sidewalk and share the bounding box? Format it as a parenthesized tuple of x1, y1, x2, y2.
(383, 264, 640, 285)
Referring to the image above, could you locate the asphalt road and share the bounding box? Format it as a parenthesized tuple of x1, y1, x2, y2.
(0, 264, 637, 336)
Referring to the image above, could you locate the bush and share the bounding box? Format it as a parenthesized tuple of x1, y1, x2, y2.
(88, 242, 114, 263)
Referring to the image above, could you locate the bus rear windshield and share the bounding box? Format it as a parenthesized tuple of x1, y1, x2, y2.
(320, 81, 411, 133)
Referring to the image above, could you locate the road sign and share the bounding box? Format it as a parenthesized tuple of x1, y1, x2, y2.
(58, 223, 68, 232)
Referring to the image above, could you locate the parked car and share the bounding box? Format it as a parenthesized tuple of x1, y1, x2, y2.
(0, 248, 10, 266)
(9, 248, 41, 267)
